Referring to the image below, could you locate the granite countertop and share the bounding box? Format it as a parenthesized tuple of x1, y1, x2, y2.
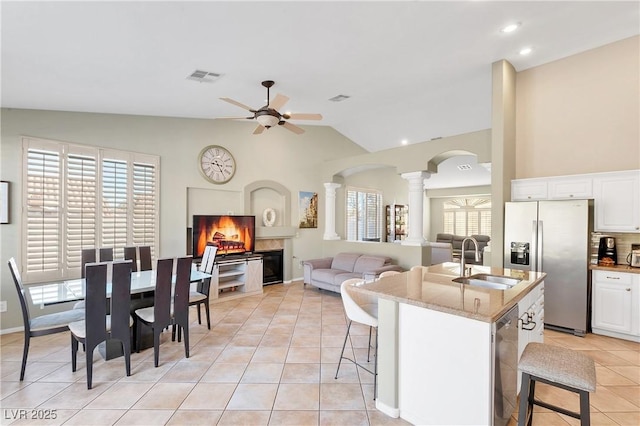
(352, 262, 546, 323)
(589, 264, 640, 274)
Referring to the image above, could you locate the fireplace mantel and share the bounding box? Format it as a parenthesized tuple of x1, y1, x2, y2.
(256, 226, 297, 239)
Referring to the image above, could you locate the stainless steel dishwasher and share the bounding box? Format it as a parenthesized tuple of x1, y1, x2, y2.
(493, 305, 519, 426)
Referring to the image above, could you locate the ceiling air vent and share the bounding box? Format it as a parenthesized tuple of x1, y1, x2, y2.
(457, 164, 472, 171)
(329, 94, 350, 102)
(187, 70, 222, 83)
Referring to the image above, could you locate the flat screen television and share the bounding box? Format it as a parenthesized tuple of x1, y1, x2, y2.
(192, 215, 256, 258)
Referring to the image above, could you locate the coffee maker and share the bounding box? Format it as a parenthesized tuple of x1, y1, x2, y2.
(598, 236, 617, 265)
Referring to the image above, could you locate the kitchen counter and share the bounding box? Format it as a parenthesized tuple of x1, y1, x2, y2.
(589, 263, 640, 274)
(353, 262, 546, 323)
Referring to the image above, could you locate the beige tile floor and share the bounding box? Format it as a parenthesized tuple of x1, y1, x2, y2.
(1, 281, 638, 425)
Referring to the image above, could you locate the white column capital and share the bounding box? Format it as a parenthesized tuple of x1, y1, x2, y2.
(324, 182, 342, 191)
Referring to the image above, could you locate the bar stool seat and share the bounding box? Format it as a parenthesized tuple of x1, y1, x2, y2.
(518, 342, 596, 426)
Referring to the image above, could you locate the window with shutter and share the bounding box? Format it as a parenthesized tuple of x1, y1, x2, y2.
(102, 158, 128, 259)
(21, 137, 159, 283)
(25, 147, 62, 279)
(66, 153, 97, 270)
(345, 187, 382, 241)
(442, 198, 492, 236)
(132, 162, 157, 258)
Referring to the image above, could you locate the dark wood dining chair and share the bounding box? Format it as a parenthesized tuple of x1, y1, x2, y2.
(123, 246, 138, 272)
(81, 248, 97, 279)
(171, 256, 193, 358)
(99, 247, 113, 262)
(190, 246, 216, 329)
(134, 258, 173, 367)
(69, 260, 133, 389)
(8, 257, 84, 381)
(139, 246, 152, 271)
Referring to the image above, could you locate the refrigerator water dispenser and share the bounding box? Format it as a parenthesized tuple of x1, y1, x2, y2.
(510, 242, 530, 265)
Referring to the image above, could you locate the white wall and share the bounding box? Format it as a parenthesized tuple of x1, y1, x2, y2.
(0, 108, 366, 330)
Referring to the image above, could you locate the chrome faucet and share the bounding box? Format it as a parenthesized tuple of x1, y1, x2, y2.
(460, 236, 480, 277)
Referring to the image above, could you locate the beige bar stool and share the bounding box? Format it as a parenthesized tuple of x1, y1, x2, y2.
(518, 342, 596, 426)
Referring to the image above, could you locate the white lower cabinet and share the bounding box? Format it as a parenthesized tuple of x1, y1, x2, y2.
(517, 281, 545, 391)
(211, 256, 263, 302)
(592, 270, 640, 342)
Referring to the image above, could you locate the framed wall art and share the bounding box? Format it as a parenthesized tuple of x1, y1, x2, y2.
(298, 191, 318, 229)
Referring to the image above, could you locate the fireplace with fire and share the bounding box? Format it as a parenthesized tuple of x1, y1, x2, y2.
(192, 215, 256, 258)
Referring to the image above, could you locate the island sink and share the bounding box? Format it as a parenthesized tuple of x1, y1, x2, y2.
(453, 274, 521, 291)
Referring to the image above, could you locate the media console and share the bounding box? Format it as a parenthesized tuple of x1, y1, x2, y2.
(211, 253, 263, 302)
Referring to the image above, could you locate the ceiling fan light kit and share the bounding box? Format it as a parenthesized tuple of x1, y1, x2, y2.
(219, 80, 322, 135)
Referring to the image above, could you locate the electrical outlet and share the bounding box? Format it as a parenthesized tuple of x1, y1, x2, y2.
(0, 301, 7, 313)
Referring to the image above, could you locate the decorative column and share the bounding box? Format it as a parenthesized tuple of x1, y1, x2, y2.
(323, 182, 341, 240)
(401, 171, 429, 246)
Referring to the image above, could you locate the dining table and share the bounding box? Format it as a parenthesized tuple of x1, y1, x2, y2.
(28, 268, 212, 307)
(27, 267, 212, 359)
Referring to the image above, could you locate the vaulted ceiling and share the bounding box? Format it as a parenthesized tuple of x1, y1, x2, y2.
(2, 1, 638, 155)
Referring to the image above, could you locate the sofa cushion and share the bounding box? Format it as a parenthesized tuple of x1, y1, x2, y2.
(312, 268, 350, 285)
(331, 253, 361, 272)
(333, 272, 363, 285)
(353, 255, 389, 274)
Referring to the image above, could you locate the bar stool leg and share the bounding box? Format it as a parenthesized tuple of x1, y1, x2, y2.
(579, 390, 590, 426)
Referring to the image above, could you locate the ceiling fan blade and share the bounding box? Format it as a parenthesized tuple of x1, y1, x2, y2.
(285, 113, 323, 120)
(220, 97, 256, 112)
(217, 116, 254, 120)
(269, 93, 289, 111)
(253, 124, 266, 135)
(281, 121, 305, 134)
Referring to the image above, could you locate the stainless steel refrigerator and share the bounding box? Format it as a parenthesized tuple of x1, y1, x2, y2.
(504, 199, 593, 336)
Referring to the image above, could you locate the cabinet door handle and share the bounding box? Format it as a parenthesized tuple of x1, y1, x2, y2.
(626, 288, 631, 291)
(606, 276, 620, 280)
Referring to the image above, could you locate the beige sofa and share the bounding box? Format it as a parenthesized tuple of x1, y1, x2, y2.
(303, 252, 403, 293)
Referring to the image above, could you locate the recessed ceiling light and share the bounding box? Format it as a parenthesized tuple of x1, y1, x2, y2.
(501, 23, 520, 33)
(519, 47, 533, 55)
(401, 139, 408, 145)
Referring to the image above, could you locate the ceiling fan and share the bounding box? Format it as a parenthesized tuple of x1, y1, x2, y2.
(219, 80, 322, 135)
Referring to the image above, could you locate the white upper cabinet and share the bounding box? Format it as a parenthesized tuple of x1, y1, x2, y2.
(512, 170, 640, 233)
(593, 170, 640, 232)
(511, 178, 548, 201)
(548, 176, 593, 200)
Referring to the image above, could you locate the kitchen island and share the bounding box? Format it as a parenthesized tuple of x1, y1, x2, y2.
(351, 262, 546, 426)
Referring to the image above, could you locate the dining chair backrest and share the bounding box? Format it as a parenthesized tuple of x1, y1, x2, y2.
(8, 257, 32, 331)
(99, 247, 114, 262)
(139, 246, 152, 271)
(203, 246, 217, 274)
(84, 262, 109, 347)
(109, 260, 133, 343)
(81, 248, 97, 279)
(153, 258, 174, 328)
(199, 245, 213, 272)
(123, 246, 138, 272)
(174, 256, 193, 321)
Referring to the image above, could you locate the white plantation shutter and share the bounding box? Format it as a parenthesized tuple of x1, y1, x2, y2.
(346, 187, 382, 241)
(24, 146, 62, 278)
(132, 162, 157, 258)
(21, 138, 159, 283)
(65, 152, 97, 270)
(101, 158, 129, 258)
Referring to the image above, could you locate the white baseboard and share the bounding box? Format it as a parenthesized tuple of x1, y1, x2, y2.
(0, 326, 24, 335)
(375, 400, 400, 418)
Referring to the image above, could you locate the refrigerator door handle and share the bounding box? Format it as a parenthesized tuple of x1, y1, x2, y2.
(537, 220, 543, 271)
(531, 220, 538, 271)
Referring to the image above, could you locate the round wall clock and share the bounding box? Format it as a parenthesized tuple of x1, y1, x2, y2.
(198, 145, 236, 184)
